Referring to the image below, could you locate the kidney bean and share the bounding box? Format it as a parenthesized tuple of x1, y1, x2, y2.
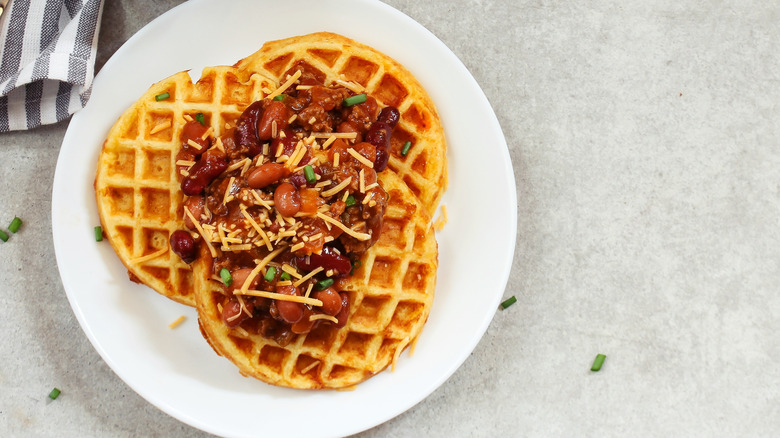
(334, 293, 350, 327)
(274, 182, 301, 217)
(289, 166, 321, 188)
(270, 128, 299, 157)
(257, 100, 289, 141)
(377, 106, 400, 128)
(181, 148, 228, 196)
(365, 121, 391, 150)
(170, 230, 198, 263)
(275, 285, 303, 324)
(247, 163, 289, 189)
(375, 147, 389, 172)
(233, 101, 263, 156)
(222, 296, 253, 328)
(312, 287, 342, 316)
(296, 246, 351, 276)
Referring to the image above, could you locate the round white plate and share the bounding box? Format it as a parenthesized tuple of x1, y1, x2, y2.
(52, 0, 516, 436)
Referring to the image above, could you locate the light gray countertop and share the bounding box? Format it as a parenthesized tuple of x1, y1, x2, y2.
(2, 0, 779, 436)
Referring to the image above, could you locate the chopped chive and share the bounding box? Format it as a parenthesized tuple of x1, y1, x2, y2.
(48, 387, 61, 400)
(345, 195, 356, 207)
(155, 92, 170, 101)
(280, 272, 291, 281)
(314, 278, 334, 290)
(195, 112, 206, 126)
(9, 217, 22, 233)
(500, 296, 517, 309)
(264, 266, 277, 282)
(304, 165, 316, 184)
(343, 93, 367, 107)
(349, 259, 361, 275)
(0, 229, 8, 242)
(220, 268, 232, 287)
(591, 354, 606, 372)
(401, 141, 412, 156)
(273, 94, 286, 101)
(94, 226, 103, 242)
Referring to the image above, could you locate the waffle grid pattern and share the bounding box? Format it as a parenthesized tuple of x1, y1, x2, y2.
(235, 32, 448, 216)
(95, 67, 273, 305)
(195, 171, 437, 388)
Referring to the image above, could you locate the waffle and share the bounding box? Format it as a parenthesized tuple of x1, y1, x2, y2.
(194, 170, 438, 389)
(95, 67, 275, 305)
(235, 32, 447, 216)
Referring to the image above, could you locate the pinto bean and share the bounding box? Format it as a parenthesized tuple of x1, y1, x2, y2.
(274, 182, 301, 217)
(247, 163, 289, 189)
(256, 101, 289, 141)
(334, 293, 350, 327)
(181, 120, 210, 154)
(275, 285, 303, 324)
(222, 296, 253, 328)
(183, 196, 204, 229)
(312, 287, 342, 316)
(228, 268, 256, 292)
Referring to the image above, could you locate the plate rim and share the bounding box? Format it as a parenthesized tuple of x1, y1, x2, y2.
(52, 0, 517, 436)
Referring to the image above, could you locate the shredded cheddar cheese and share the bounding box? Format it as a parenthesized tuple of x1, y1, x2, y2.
(129, 246, 168, 265)
(236, 290, 323, 307)
(168, 315, 186, 329)
(149, 120, 172, 135)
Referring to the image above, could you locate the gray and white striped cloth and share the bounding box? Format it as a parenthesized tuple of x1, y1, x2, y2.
(0, 0, 104, 132)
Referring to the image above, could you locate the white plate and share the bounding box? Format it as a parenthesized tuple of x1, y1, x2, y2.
(52, 0, 516, 436)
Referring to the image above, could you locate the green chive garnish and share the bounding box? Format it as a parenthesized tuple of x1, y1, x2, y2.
(264, 266, 277, 282)
(345, 195, 356, 207)
(195, 112, 206, 126)
(315, 278, 334, 290)
(401, 141, 412, 156)
(9, 217, 22, 233)
(591, 354, 606, 372)
(343, 94, 367, 107)
(155, 92, 170, 101)
(350, 259, 361, 275)
(0, 229, 8, 242)
(273, 94, 286, 101)
(280, 272, 291, 281)
(500, 296, 517, 309)
(220, 268, 233, 287)
(304, 165, 316, 184)
(94, 226, 103, 242)
(48, 387, 61, 400)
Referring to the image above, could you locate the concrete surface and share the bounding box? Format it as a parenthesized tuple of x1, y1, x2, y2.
(2, 0, 779, 436)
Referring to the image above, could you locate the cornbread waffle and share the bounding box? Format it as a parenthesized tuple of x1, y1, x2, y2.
(194, 170, 438, 389)
(95, 67, 274, 305)
(235, 32, 447, 216)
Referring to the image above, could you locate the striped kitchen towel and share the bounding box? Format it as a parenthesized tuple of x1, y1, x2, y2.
(0, 0, 104, 132)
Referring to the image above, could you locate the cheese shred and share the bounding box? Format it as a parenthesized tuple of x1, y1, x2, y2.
(129, 246, 168, 265)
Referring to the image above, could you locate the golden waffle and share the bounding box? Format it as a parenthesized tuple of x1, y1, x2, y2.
(235, 32, 447, 216)
(194, 170, 438, 389)
(95, 67, 274, 305)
